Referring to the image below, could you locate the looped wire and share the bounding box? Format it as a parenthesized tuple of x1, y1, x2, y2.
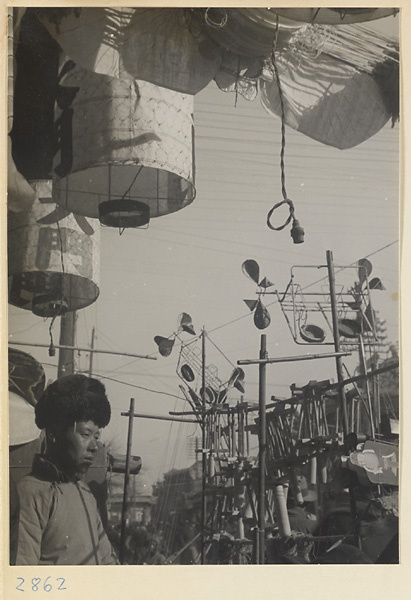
(266, 15, 300, 235)
(204, 7, 228, 29)
(267, 198, 295, 231)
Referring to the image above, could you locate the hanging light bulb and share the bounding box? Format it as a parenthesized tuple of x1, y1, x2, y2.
(290, 218, 305, 244)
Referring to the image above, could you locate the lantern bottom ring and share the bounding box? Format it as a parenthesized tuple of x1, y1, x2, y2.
(32, 295, 69, 318)
(98, 199, 150, 228)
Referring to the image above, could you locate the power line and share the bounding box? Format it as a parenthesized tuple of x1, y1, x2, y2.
(209, 239, 399, 334)
(85, 372, 184, 401)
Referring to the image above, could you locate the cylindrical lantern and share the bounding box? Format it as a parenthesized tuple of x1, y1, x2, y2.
(8, 180, 100, 317)
(52, 62, 195, 229)
(38, 7, 221, 94)
(190, 8, 295, 59)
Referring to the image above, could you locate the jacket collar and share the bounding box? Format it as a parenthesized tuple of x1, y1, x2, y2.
(31, 454, 79, 483)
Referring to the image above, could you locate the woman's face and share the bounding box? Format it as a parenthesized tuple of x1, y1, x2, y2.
(50, 420, 100, 478)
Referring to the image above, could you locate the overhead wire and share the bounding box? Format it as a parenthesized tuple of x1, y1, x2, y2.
(209, 239, 399, 334)
(36, 238, 398, 407)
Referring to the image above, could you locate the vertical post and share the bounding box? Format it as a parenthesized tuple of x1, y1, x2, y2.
(326, 250, 359, 545)
(358, 334, 375, 438)
(119, 397, 135, 564)
(374, 366, 381, 434)
(58, 311, 76, 378)
(326, 251, 349, 436)
(88, 326, 96, 378)
(257, 334, 267, 564)
(237, 402, 245, 457)
(274, 484, 291, 537)
(201, 328, 207, 565)
(237, 402, 246, 544)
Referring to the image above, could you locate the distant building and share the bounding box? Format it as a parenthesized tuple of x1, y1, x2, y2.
(108, 492, 156, 526)
(153, 461, 203, 525)
(107, 471, 156, 526)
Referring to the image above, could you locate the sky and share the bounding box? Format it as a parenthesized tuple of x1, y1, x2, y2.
(7, 13, 400, 490)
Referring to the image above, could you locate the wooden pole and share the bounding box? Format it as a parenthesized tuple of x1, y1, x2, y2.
(10, 340, 156, 360)
(326, 250, 359, 546)
(238, 351, 350, 366)
(58, 311, 76, 378)
(257, 334, 267, 564)
(88, 327, 95, 378)
(201, 328, 207, 565)
(120, 411, 197, 424)
(326, 251, 350, 436)
(119, 397, 135, 564)
(358, 334, 376, 438)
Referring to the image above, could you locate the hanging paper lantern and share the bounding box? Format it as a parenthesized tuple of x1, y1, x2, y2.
(190, 8, 295, 59)
(7, 8, 36, 213)
(260, 23, 399, 150)
(8, 180, 100, 317)
(51, 62, 196, 229)
(266, 8, 399, 25)
(37, 7, 221, 94)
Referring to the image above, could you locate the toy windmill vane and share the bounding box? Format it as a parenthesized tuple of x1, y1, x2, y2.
(154, 312, 197, 357)
(242, 259, 274, 330)
(242, 256, 385, 344)
(284, 259, 384, 346)
(154, 313, 245, 414)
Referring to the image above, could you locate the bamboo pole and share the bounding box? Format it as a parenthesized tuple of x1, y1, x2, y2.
(120, 411, 197, 424)
(326, 250, 350, 436)
(257, 334, 267, 564)
(238, 351, 350, 366)
(88, 327, 96, 377)
(201, 328, 207, 565)
(119, 398, 135, 564)
(58, 311, 77, 378)
(358, 334, 376, 438)
(326, 250, 359, 547)
(9, 340, 156, 360)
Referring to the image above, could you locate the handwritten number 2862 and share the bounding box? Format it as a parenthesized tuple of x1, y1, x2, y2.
(16, 577, 67, 592)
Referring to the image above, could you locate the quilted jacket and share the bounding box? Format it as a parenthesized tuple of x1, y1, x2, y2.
(15, 455, 118, 565)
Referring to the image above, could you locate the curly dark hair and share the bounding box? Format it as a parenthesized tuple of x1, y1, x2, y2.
(35, 374, 111, 430)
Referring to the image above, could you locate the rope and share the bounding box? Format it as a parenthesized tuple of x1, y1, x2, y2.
(266, 199, 295, 231)
(266, 17, 299, 235)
